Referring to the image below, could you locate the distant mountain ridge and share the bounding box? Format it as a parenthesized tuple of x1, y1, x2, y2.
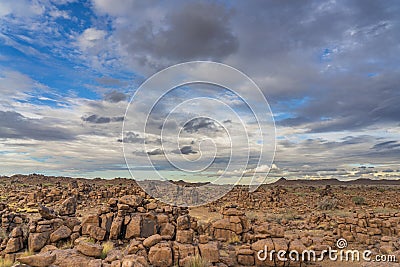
(272, 177, 400, 186)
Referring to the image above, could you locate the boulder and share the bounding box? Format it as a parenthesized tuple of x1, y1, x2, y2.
(119, 195, 143, 207)
(110, 216, 124, 240)
(29, 232, 51, 252)
(148, 243, 173, 267)
(38, 204, 57, 220)
(17, 251, 56, 267)
(59, 196, 77, 216)
(4, 237, 23, 253)
(50, 225, 72, 242)
(77, 241, 103, 257)
(125, 215, 141, 239)
(199, 242, 219, 263)
(143, 234, 162, 248)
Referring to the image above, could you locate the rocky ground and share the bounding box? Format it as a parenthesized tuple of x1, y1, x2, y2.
(0, 174, 399, 267)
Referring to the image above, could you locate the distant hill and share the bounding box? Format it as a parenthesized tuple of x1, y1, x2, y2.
(272, 177, 400, 186)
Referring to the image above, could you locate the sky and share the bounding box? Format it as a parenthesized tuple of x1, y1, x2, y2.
(0, 0, 399, 182)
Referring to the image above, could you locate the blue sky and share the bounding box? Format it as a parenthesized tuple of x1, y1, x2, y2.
(0, 0, 399, 182)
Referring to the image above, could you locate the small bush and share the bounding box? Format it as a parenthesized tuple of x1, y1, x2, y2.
(318, 197, 338, 210)
(0, 257, 14, 267)
(101, 241, 114, 259)
(184, 255, 209, 267)
(352, 196, 365, 205)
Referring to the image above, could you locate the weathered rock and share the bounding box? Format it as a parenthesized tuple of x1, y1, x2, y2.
(50, 225, 72, 242)
(119, 195, 143, 207)
(17, 251, 56, 267)
(53, 248, 93, 267)
(121, 255, 149, 267)
(59, 196, 77, 216)
(4, 236, 23, 253)
(38, 204, 57, 220)
(177, 215, 191, 230)
(143, 234, 162, 248)
(141, 216, 157, 238)
(89, 225, 107, 241)
(148, 242, 173, 267)
(125, 215, 141, 239)
(29, 232, 51, 252)
(176, 229, 194, 244)
(110, 216, 124, 239)
(76, 241, 103, 257)
(199, 242, 219, 263)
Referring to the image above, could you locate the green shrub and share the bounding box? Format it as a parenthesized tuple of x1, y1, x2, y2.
(352, 196, 365, 205)
(318, 197, 338, 210)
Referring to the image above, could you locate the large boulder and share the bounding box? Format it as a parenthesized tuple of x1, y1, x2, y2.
(17, 251, 56, 267)
(59, 197, 77, 216)
(29, 232, 51, 252)
(4, 237, 23, 253)
(148, 242, 173, 267)
(143, 234, 162, 248)
(119, 195, 143, 207)
(50, 225, 72, 242)
(198, 242, 219, 263)
(76, 241, 103, 257)
(38, 204, 57, 220)
(125, 215, 141, 239)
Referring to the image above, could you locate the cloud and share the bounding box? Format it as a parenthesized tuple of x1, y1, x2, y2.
(183, 118, 220, 133)
(0, 111, 75, 141)
(106, 1, 238, 70)
(77, 28, 107, 51)
(147, 148, 164, 156)
(104, 90, 127, 103)
(372, 141, 400, 150)
(81, 114, 124, 124)
(172, 145, 197, 155)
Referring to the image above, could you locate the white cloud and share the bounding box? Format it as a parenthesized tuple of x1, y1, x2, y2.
(77, 28, 107, 51)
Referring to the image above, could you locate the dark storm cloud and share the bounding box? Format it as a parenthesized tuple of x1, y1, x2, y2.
(104, 90, 128, 103)
(118, 1, 238, 68)
(172, 145, 197, 155)
(82, 114, 124, 124)
(372, 141, 400, 150)
(0, 111, 75, 141)
(183, 118, 220, 133)
(227, 0, 400, 133)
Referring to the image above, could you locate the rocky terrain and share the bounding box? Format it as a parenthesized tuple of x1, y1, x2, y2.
(0, 174, 399, 267)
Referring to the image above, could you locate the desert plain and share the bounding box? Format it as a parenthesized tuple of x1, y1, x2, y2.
(0, 174, 399, 267)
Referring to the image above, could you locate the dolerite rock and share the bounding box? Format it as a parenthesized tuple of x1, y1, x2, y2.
(17, 251, 56, 267)
(59, 196, 77, 216)
(29, 232, 51, 252)
(88, 225, 107, 241)
(148, 242, 173, 267)
(119, 195, 143, 207)
(109, 216, 123, 240)
(4, 237, 23, 253)
(125, 215, 141, 239)
(52, 248, 93, 266)
(121, 255, 149, 267)
(38, 204, 57, 220)
(50, 225, 72, 242)
(143, 234, 162, 248)
(77, 241, 103, 257)
(198, 242, 219, 263)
